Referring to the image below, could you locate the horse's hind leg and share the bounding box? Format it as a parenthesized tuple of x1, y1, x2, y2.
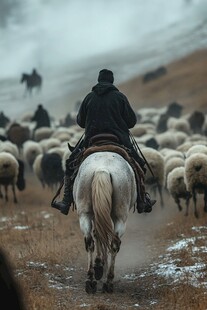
(102, 219, 124, 293)
(79, 213, 97, 294)
(94, 230, 107, 280)
(102, 234, 121, 294)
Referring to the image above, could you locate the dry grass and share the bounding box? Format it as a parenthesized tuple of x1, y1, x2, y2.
(119, 48, 207, 114)
(0, 170, 207, 309)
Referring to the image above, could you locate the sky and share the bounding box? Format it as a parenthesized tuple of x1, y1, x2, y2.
(0, 0, 196, 78)
(0, 0, 207, 118)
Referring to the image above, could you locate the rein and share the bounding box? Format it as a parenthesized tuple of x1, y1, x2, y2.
(129, 131, 155, 179)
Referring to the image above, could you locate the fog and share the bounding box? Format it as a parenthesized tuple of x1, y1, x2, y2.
(0, 0, 207, 118)
(0, 0, 198, 78)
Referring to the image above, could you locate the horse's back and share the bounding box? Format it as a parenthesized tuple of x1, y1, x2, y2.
(73, 152, 136, 214)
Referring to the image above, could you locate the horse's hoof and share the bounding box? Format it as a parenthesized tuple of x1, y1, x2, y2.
(102, 282, 113, 293)
(85, 280, 97, 294)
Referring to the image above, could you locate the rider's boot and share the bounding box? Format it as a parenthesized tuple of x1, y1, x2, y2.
(51, 176, 73, 215)
(137, 192, 156, 213)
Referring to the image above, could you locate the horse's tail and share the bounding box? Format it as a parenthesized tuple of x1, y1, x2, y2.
(92, 169, 115, 255)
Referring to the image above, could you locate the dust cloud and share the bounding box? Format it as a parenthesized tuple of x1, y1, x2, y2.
(116, 193, 178, 273)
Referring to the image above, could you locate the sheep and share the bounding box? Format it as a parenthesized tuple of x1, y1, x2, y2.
(164, 157, 185, 187)
(141, 147, 165, 207)
(6, 122, 31, 149)
(40, 152, 64, 190)
(51, 127, 73, 142)
(22, 140, 43, 169)
(184, 153, 207, 218)
(130, 123, 156, 137)
(173, 131, 188, 146)
(39, 138, 61, 153)
(32, 154, 45, 188)
(47, 146, 67, 158)
(186, 134, 207, 143)
(167, 117, 191, 135)
(0, 152, 19, 203)
(0, 141, 19, 158)
(137, 107, 166, 125)
(163, 150, 185, 164)
(187, 110, 205, 134)
(0, 141, 26, 192)
(61, 148, 72, 172)
(33, 127, 54, 142)
(185, 144, 207, 158)
(176, 141, 194, 153)
(156, 131, 178, 150)
(166, 167, 192, 215)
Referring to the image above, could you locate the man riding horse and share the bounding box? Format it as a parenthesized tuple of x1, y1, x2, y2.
(21, 68, 42, 95)
(52, 69, 156, 215)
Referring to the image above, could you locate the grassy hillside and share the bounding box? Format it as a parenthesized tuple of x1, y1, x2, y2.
(119, 49, 207, 115)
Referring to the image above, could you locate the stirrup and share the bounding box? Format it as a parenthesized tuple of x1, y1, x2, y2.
(137, 193, 156, 214)
(60, 204, 71, 215)
(51, 201, 71, 215)
(51, 201, 61, 211)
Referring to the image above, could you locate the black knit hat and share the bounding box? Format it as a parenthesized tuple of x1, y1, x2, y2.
(98, 69, 114, 83)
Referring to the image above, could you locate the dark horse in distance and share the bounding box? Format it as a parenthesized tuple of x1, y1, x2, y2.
(20, 69, 42, 96)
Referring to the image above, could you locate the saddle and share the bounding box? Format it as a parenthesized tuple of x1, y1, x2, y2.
(81, 134, 145, 203)
(88, 133, 119, 146)
(52, 133, 145, 212)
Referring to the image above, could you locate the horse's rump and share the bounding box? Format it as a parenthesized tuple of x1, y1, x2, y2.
(74, 152, 136, 247)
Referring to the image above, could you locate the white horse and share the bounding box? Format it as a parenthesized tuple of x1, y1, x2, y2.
(73, 151, 137, 294)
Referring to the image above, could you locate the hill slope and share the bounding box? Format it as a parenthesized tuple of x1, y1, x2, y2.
(119, 49, 207, 115)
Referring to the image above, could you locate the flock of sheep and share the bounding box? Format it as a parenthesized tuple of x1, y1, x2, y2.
(0, 103, 207, 218)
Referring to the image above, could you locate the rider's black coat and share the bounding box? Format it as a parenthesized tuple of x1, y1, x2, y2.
(77, 82, 137, 148)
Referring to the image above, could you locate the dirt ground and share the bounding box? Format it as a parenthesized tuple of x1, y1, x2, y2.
(0, 171, 207, 310)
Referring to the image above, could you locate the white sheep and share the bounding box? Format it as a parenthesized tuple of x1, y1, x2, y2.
(141, 147, 165, 207)
(186, 134, 207, 145)
(167, 117, 191, 134)
(0, 141, 19, 158)
(32, 154, 45, 188)
(185, 144, 207, 158)
(61, 148, 72, 172)
(176, 141, 194, 153)
(184, 153, 207, 218)
(51, 127, 73, 142)
(39, 138, 61, 153)
(164, 157, 185, 187)
(22, 140, 43, 169)
(0, 152, 19, 203)
(173, 131, 188, 146)
(33, 127, 54, 142)
(130, 123, 156, 137)
(156, 131, 178, 150)
(163, 149, 185, 164)
(166, 167, 192, 215)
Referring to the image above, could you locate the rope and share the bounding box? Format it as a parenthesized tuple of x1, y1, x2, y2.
(129, 131, 155, 179)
